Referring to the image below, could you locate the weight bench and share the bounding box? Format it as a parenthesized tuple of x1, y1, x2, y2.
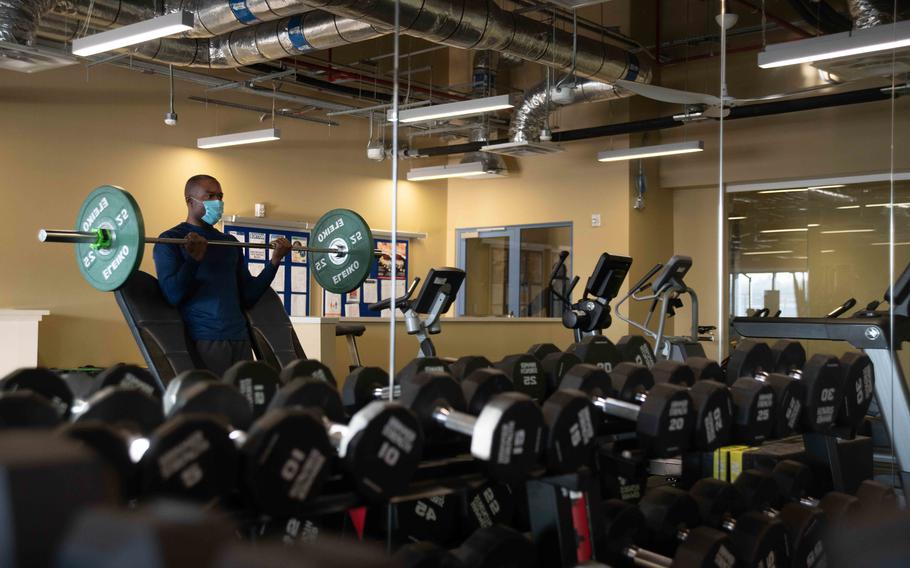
(337, 323, 366, 371)
(114, 271, 201, 387)
(243, 288, 306, 371)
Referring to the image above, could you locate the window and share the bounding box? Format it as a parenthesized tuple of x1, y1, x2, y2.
(456, 223, 572, 317)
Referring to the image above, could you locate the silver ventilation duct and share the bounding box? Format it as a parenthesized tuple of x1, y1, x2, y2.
(460, 51, 506, 174)
(847, 0, 897, 29)
(0, 0, 56, 44)
(510, 79, 627, 143)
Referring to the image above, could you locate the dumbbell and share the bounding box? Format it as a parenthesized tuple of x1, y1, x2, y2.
(400, 372, 544, 482)
(397, 356, 451, 385)
(525, 344, 583, 397)
(494, 353, 547, 402)
(601, 497, 736, 568)
(616, 335, 657, 368)
(559, 363, 695, 457)
(566, 335, 622, 372)
(643, 360, 737, 451)
(450, 355, 494, 382)
(278, 358, 337, 387)
(395, 525, 538, 568)
(727, 339, 843, 436)
(342, 366, 402, 414)
(180, 376, 425, 503)
(221, 361, 282, 420)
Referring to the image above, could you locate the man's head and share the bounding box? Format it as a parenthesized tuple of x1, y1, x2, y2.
(185, 174, 224, 225)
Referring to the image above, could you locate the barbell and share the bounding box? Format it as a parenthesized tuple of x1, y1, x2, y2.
(37, 185, 376, 294)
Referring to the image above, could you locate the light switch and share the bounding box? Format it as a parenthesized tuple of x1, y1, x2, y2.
(591, 213, 602, 227)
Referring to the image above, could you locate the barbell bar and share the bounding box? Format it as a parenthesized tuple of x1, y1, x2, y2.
(37, 185, 377, 294)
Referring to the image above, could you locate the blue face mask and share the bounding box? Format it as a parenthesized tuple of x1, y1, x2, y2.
(192, 198, 224, 225)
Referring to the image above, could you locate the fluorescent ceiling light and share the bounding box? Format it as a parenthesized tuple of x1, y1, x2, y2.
(406, 161, 505, 181)
(821, 249, 836, 253)
(836, 205, 861, 209)
(758, 20, 910, 69)
(742, 250, 794, 255)
(597, 141, 704, 163)
(760, 228, 809, 234)
(807, 223, 820, 228)
(72, 12, 194, 56)
(390, 94, 512, 123)
(820, 228, 876, 234)
(197, 128, 280, 149)
(865, 202, 910, 208)
(758, 188, 808, 194)
(807, 184, 846, 190)
(728, 216, 748, 220)
(871, 242, 910, 246)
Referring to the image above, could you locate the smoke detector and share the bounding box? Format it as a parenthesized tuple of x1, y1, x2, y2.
(481, 140, 566, 157)
(0, 41, 78, 73)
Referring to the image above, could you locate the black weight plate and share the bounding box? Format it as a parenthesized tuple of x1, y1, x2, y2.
(341, 401, 424, 501)
(566, 335, 621, 373)
(240, 407, 333, 516)
(638, 486, 701, 554)
(837, 352, 875, 429)
(269, 377, 346, 423)
(494, 354, 546, 403)
(800, 354, 844, 433)
(687, 357, 725, 382)
(59, 421, 137, 501)
(541, 389, 596, 473)
(650, 360, 695, 386)
(342, 366, 391, 414)
(675, 526, 737, 568)
(616, 335, 656, 368)
(610, 363, 655, 402)
(172, 382, 253, 431)
(539, 351, 581, 396)
(726, 339, 774, 385)
(734, 469, 784, 511)
(688, 380, 734, 451)
(462, 369, 512, 415)
(222, 361, 280, 421)
(601, 499, 646, 562)
(773, 460, 813, 501)
(559, 364, 615, 400)
(75, 387, 163, 435)
(0, 391, 60, 428)
(96, 363, 162, 400)
(689, 478, 744, 527)
(163, 369, 218, 416)
(729, 377, 775, 445)
(764, 373, 806, 438)
(396, 494, 459, 547)
(636, 383, 694, 457)
(450, 356, 492, 382)
(139, 413, 238, 502)
(451, 525, 536, 568)
(279, 359, 337, 388)
(1, 367, 74, 418)
(770, 340, 806, 374)
(777, 503, 827, 568)
(527, 343, 561, 360)
(399, 373, 467, 435)
(727, 511, 790, 568)
(396, 358, 450, 386)
(460, 482, 515, 536)
(470, 393, 544, 483)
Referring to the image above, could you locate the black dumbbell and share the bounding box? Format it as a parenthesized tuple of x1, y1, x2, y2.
(342, 366, 401, 414)
(643, 360, 736, 452)
(525, 344, 582, 397)
(601, 497, 736, 568)
(162, 369, 220, 416)
(395, 525, 538, 568)
(566, 335, 622, 372)
(278, 358, 337, 387)
(1, 367, 73, 422)
(397, 357, 451, 385)
(450, 355, 494, 382)
(400, 372, 544, 482)
(729, 339, 844, 436)
(559, 363, 695, 457)
(616, 335, 657, 368)
(770, 459, 899, 518)
(494, 353, 547, 402)
(221, 361, 281, 420)
(836, 352, 875, 431)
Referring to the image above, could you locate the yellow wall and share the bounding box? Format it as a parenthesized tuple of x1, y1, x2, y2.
(0, 64, 447, 368)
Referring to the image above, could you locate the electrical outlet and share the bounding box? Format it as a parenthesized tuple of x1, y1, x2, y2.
(591, 213, 602, 227)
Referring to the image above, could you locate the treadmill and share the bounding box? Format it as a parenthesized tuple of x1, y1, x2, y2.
(732, 261, 910, 489)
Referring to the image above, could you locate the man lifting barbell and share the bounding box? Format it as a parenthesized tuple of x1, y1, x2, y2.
(153, 175, 292, 375)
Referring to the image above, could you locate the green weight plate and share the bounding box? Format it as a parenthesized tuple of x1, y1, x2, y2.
(310, 209, 374, 295)
(75, 186, 144, 291)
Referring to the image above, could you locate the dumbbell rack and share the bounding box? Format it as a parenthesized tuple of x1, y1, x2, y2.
(732, 312, 910, 490)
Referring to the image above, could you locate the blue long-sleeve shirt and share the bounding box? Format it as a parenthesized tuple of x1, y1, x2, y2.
(152, 222, 278, 341)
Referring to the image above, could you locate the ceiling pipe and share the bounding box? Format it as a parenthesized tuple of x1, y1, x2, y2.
(409, 84, 894, 157)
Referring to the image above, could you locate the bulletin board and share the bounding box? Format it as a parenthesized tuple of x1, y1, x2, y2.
(223, 223, 311, 316)
(322, 238, 409, 318)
